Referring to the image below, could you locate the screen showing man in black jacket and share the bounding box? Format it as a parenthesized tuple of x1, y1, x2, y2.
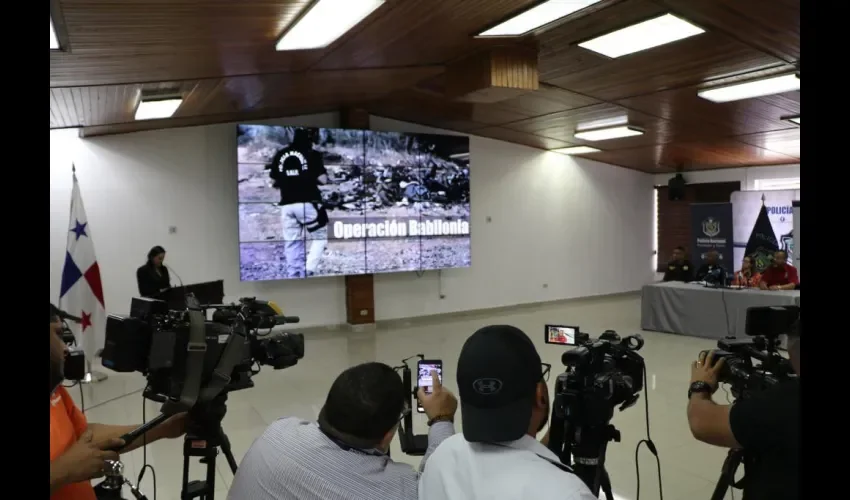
(695, 250, 726, 284)
(266, 128, 329, 278)
(663, 246, 694, 282)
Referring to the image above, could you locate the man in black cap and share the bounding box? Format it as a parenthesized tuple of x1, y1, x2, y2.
(419, 325, 595, 500)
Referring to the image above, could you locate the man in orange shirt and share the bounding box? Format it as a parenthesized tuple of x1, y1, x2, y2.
(50, 305, 187, 500)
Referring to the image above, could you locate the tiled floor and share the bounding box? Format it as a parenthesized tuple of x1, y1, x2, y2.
(68, 293, 736, 500)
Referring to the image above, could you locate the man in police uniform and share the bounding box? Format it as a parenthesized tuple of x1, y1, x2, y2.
(663, 246, 694, 282)
(266, 128, 329, 278)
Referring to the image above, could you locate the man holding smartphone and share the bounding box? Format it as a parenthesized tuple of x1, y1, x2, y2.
(420, 325, 596, 500)
(228, 362, 458, 500)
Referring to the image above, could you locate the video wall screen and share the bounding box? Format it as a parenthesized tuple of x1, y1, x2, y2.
(237, 125, 471, 281)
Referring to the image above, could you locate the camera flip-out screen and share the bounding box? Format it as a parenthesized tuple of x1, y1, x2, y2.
(545, 325, 578, 346)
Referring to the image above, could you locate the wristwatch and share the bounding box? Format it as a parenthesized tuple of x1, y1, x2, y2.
(688, 381, 713, 400)
(427, 415, 454, 427)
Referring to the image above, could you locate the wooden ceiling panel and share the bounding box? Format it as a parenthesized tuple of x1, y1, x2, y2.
(53, 67, 443, 131)
(311, 0, 539, 70)
(59, 1, 312, 54)
(583, 140, 798, 172)
(618, 85, 800, 137)
(543, 34, 784, 101)
(79, 103, 339, 138)
(51, 0, 801, 171)
(503, 103, 727, 150)
(368, 89, 534, 130)
(734, 129, 800, 159)
(655, 0, 800, 62)
(471, 127, 574, 150)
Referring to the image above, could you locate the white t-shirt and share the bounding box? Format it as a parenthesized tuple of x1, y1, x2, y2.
(419, 434, 597, 500)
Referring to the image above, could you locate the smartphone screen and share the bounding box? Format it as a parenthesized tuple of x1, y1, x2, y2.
(545, 324, 578, 346)
(417, 360, 442, 413)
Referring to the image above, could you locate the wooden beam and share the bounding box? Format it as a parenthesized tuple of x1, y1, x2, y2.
(445, 45, 539, 104)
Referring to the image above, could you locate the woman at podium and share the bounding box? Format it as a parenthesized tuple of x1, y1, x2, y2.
(136, 246, 171, 298)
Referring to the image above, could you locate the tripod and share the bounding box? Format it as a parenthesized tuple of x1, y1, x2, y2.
(180, 394, 238, 500)
(566, 422, 619, 500)
(710, 448, 745, 500)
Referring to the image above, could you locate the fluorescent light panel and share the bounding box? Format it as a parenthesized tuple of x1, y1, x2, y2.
(135, 99, 183, 120)
(552, 146, 601, 155)
(698, 73, 800, 103)
(578, 14, 704, 58)
(478, 0, 603, 37)
(277, 0, 385, 51)
(574, 126, 643, 142)
(50, 17, 60, 49)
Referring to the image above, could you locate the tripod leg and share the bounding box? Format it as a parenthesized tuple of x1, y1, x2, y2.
(218, 428, 239, 474)
(181, 449, 192, 500)
(599, 468, 615, 500)
(710, 449, 743, 500)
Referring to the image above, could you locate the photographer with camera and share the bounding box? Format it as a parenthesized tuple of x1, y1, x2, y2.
(228, 361, 457, 500)
(50, 304, 188, 500)
(419, 326, 596, 500)
(687, 320, 800, 500)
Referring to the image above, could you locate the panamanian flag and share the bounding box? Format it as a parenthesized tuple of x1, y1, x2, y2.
(59, 169, 105, 361)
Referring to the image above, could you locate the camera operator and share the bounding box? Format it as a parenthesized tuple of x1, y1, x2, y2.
(50, 304, 188, 500)
(687, 321, 800, 500)
(419, 326, 596, 500)
(227, 362, 457, 500)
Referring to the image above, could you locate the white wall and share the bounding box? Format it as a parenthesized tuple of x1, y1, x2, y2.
(653, 164, 800, 191)
(50, 114, 654, 329)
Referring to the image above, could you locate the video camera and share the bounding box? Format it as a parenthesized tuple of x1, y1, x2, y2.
(101, 295, 305, 405)
(713, 305, 799, 399)
(706, 307, 799, 500)
(95, 295, 305, 500)
(546, 328, 646, 498)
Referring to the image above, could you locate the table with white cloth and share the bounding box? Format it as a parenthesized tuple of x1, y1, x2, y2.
(641, 281, 800, 339)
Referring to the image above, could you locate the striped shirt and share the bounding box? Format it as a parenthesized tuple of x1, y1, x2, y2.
(228, 417, 455, 500)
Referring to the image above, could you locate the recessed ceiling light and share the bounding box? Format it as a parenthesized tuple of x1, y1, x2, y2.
(50, 18, 60, 50)
(477, 0, 603, 37)
(135, 99, 183, 120)
(578, 13, 704, 58)
(552, 146, 602, 155)
(277, 0, 385, 51)
(698, 73, 800, 103)
(574, 126, 644, 141)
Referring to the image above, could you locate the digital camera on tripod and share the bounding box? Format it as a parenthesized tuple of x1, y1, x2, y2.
(708, 305, 799, 500)
(545, 326, 646, 499)
(95, 295, 306, 500)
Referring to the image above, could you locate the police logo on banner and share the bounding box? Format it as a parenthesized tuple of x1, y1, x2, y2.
(750, 247, 775, 273)
(702, 218, 721, 238)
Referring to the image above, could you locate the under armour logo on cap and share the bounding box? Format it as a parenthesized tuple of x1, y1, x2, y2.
(473, 378, 503, 395)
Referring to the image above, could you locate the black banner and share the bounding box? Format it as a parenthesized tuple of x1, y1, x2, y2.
(690, 202, 734, 269)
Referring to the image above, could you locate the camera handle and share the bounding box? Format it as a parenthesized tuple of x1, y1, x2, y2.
(395, 354, 428, 456)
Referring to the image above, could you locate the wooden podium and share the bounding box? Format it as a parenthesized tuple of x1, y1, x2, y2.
(341, 108, 375, 326)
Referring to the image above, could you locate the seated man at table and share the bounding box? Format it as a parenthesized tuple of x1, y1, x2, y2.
(695, 250, 727, 284)
(759, 250, 799, 291)
(663, 246, 694, 282)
